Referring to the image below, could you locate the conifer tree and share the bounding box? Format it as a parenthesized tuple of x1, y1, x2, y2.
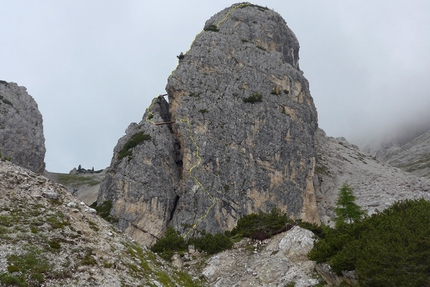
(334, 183, 365, 228)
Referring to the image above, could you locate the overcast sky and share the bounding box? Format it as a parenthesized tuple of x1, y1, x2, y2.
(1, 1, 430, 172)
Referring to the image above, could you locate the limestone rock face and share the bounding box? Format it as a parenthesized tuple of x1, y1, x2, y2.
(97, 97, 179, 246)
(314, 128, 430, 225)
(98, 3, 319, 245)
(166, 3, 319, 235)
(0, 81, 45, 173)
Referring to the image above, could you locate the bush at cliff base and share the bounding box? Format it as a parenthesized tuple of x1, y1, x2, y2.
(308, 199, 430, 287)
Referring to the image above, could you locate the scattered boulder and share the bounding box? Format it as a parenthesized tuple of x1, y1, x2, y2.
(201, 226, 319, 286)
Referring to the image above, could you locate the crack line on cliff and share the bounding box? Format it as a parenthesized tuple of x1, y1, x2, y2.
(215, 2, 251, 28)
(180, 118, 216, 238)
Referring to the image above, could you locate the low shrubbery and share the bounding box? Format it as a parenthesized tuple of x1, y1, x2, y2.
(242, 93, 263, 103)
(203, 25, 219, 32)
(151, 208, 324, 261)
(151, 227, 233, 261)
(90, 200, 118, 223)
(228, 208, 289, 240)
(309, 187, 430, 287)
(118, 132, 151, 160)
(0, 246, 52, 287)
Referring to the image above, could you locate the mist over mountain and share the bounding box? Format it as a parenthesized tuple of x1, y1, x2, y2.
(1, 3, 430, 286)
(349, 107, 430, 153)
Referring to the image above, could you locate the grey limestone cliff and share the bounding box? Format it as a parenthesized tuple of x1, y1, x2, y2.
(98, 3, 319, 246)
(0, 81, 45, 173)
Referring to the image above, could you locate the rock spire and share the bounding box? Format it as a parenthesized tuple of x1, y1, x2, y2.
(98, 3, 319, 246)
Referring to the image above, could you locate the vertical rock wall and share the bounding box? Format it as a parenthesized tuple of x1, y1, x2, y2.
(167, 3, 319, 236)
(98, 3, 319, 246)
(0, 81, 45, 174)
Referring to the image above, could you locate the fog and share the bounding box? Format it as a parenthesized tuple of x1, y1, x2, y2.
(1, 1, 429, 172)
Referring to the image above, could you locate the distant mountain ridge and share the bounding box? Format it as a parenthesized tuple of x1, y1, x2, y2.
(376, 129, 430, 178)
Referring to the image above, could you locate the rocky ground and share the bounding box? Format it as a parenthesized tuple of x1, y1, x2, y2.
(0, 160, 205, 287)
(199, 226, 321, 287)
(0, 159, 335, 286)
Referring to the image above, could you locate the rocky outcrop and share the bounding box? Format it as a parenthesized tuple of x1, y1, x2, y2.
(314, 128, 430, 225)
(97, 96, 180, 246)
(0, 80, 45, 173)
(201, 226, 320, 287)
(98, 3, 319, 246)
(375, 130, 430, 178)
(0, 160, 205, 286)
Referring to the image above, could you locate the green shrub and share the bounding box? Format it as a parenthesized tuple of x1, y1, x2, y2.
(204, 25, 219, 32)
(151, 227, 233, 260)
(309, 199, 430, 287)
(295, 220, 327, 239)
(118, 132, 151, 160)
(188, 232, 233, 255)
(0, 246, 52, 287)
(79, 248, 97, 266)
(90, 200, 118, 223)
(242, 93, 263, 104)
(228, 208, 288, 240)
(48, 239, 61, 250)
(151, 227, 187, 261)
(46, 213, 70, 229)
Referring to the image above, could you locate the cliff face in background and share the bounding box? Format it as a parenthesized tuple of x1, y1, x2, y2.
(98, 3, 319, 246)
(375, 130, 430, 179)
(0, 81, 45, 173)
(314, 128, 430, 225)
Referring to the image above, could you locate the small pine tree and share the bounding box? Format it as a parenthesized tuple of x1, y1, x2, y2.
(334, 183, 365, 228)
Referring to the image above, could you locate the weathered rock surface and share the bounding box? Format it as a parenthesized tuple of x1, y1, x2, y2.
(0, 160, 205, 286)
(375, 129, 430, 178)
(314, 128, 430, 225)
(0, 81, 45, 173)
(98, 3, 319, 246)
(201, 226, 320, 287)
(98, 96, 180, 246)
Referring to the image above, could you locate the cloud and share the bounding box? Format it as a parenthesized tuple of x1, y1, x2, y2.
(1, 1, 429, 171)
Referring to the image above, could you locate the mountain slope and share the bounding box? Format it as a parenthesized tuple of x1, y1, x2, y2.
(0, 160, 205, 287)
(376, 129, 430, 178)
(314, 129, 430, 225)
